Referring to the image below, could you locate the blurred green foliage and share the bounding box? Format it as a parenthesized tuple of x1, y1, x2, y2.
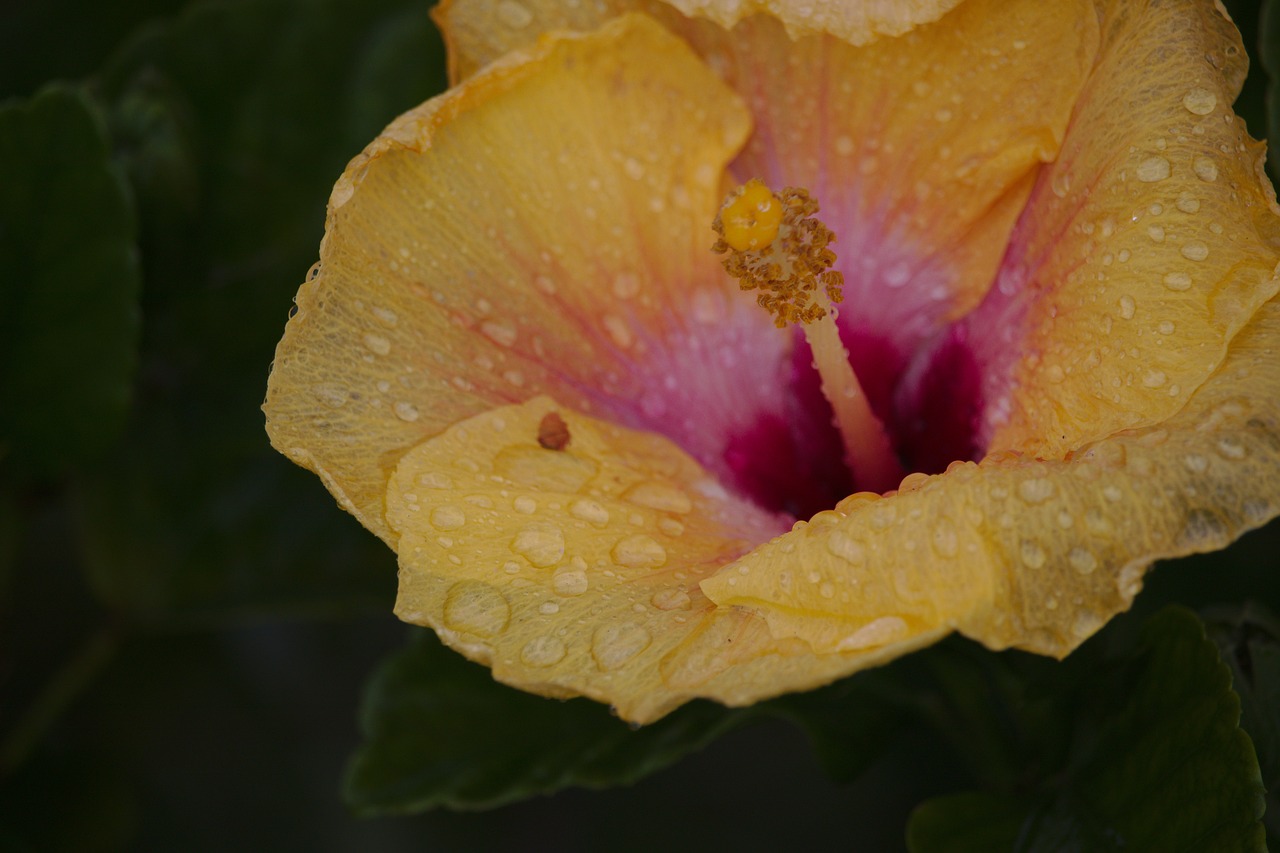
(1, 0, 1279, 850)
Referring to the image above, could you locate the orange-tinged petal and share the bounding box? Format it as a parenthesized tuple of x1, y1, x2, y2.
(708, 0, 1097, 356)
(653, 0, 962, 44)
(704, 293, 1280, 659)
(972, 0, 1280, 458)
(390, 396, 951, 722)
(435, 0, 962, 83)
(264, 14, 784, 543)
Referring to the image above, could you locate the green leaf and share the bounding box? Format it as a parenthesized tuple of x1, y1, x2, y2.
(71, 0, 445, 620)
(906, 607, 1267, 852)
(345, 629, 747, 813)
(0, 85, 141, 475)
(1262, 0, 1280, 177)
(906, 791, 1027, 852)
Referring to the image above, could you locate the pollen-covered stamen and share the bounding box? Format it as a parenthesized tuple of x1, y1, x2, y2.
(713, 181, 903, 494)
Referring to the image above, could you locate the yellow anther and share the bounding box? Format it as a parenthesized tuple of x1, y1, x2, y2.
(718, 179, 783, 252)
(711, 180, 903, 493)
(711, 181, 844, 329)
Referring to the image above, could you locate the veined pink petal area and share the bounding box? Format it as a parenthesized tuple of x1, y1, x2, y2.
(967, 0, 1280, 459)
(712, 0, 1097, 363)
(263, 14, 794, 544)
(659, 0, 963, 44)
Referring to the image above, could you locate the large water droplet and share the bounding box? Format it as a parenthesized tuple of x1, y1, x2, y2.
(592, 623, 652, 670)
(1163, 272, 1192, 291)
(521, 636, 567, 667)
(1019, 540, 1047, 569)
(552, 569, 589, 596)
(570, 499, 610, 525)
(623, 482, 693, 514)
(612, 535, 667, 569)
(651, 588, 692, 611)
(512, 523, 565, 567)
(826, 531, 866, 565)
(363, 333, 392, 356)
(1017, 478, 1056, 504)
(393, 400, 420, 422)
(1180, 241, 1209, 261)
(1136, 156, 1171, 182)
(1182, 88, 1217, 115)
(443, 581, 510, 637)
(1193, 157, 1218, 182)
(1067, 547, 1097, 575)
(430, 505, 466, 531)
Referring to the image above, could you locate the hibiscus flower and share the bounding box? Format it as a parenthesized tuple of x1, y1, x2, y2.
(263, 0, 1280, 723)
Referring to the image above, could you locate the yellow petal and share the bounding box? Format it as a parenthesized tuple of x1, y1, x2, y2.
(974, 0, 1280, 458)
(435, 0, 962, 83)
(650, 0, 963, 44)
(389, 396, 945, 722)
(704, 293, 1280, 658)
(263, 14, 780, 543)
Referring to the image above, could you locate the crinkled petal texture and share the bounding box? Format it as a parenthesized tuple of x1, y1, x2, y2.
(267, 2, 1280, 723)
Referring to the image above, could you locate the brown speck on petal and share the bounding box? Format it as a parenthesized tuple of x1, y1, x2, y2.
(537, 411, 571, 450)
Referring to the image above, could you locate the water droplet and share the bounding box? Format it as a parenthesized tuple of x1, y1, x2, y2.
(1143, 370, 1167, 388)
(1068, 547, 1097, 575)
(652, 588, 692, 610)
(1216, 437, 1246, 459)
(480, 320, 517, 347)
(552, 569, 589, 596)
(443, 581, 510, 637)
(513, 495, 537, 514)
(1118, 295, 1135, 319)
(1019, 540, 1047, 569)
(1182, 87, 1217, 115)
(495, 0, 533, 28)
(1146, 224, 1165, 242)
(313, 383, 349, 408)
(592, 623, 651, 670)
(418, 471, 453, 489)
(372, 305, 398, 327)
(602, 314, 633, 348)
(1183, 453, 1208, 473)
(1158, 320, 1176, 335)
(612, 535, 667, 569)
(826, 531, 866, 565)
(570, 499, 610, 525)
(363, 333, 391, 356)
(1051, 172, 1072, 198)
(1017, 478, 1056, 504)
(521, 636, 566, 667)
(612, 271, 640, 298)
(658, 518, 684, 537)
(623, 482, 692, 514)
(1175, 193, 1201, 213)
(883, 261, 911, 288)
(1193, 157, 1218, 182)
(931, 520, 959, 558)
(1180, 241, 1209, 261)
(1163, 272, 1192, 291)
(393, 400, 420, 422)
(1135, 156, 1171, 182)
(430, 505, 466, 531)
(512, 523, 565, 567)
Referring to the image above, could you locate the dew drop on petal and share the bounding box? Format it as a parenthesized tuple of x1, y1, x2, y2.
(1180, 241, 1209, 261)
(651, 588, 692, 611)
(1163, 272, 1192, 291)
(1182, 87, 1217, 115)
(623, 482, 693, 514)
(393, 401, 420, 422)
(1193, 157, 1218, 182)
(1019, 539, 1047, 569)
(512, 524, 565, 567)
(570, 498, 610, 525)
(1118, 295, 1135, 319)
(430, 505, 466, 531)
(592, 623, 652, 670)
(1017, 478, 1056, 504)
(826, 531, 867, 565)
(1136, 156, 1171, 182)
(1067, 547, 1098, 575)
(552, 569, 589, 596)
(495, 0, 533, 28)
(521, 636, 567, 667)
(443, 581, 510, 638)
(363, 333, 391, 356)
(612, 535, 667, 568)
